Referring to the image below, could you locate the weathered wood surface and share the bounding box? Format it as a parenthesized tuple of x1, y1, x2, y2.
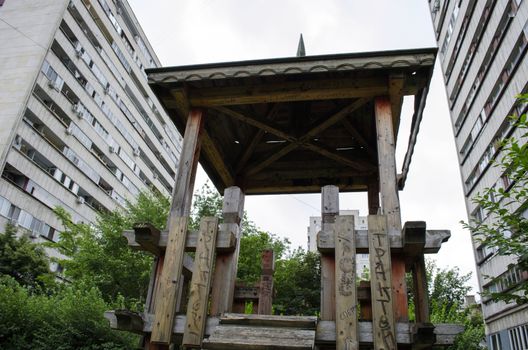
(104, 310, 144, 334)
(219, 313, 317, 329)
(334, 215, 358, 350)
(374, 97, 402, 239)
(391, 254, 408, 322)
(183, 217, 219, 348)
(210, 187, 245, 315)
(105, 312, 463, 346)
(203, 325, 316, 350)
(320, 185, 338, 321)
(150, 216, 189, 344)
(412, 256, 430, 323)
(368, 215, 396, 350)
(257, 249, 274, 315)
(123, 228, 236, 253)
(234, 285, 260, 300)
(317, 227, 450, 254)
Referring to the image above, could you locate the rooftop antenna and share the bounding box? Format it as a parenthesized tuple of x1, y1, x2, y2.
(296, 33, 306, 57)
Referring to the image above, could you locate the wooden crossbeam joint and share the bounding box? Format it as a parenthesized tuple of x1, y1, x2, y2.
(133, 222, 161, 256)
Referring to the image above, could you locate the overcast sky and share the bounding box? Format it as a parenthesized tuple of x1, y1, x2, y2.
(128, 0, 479, 292)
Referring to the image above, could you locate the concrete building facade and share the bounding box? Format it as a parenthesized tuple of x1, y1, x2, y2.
(428, 0, 528, 348)
(0, 0, 181, 265)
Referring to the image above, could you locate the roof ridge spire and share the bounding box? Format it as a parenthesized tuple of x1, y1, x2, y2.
(296, 33, 306, 57)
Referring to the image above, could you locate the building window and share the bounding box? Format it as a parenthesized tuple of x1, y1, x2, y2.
(509, 324, 528, 350)
(490, 333, 502, 350)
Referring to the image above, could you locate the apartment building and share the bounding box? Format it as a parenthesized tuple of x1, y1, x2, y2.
(307, 210, 370, 276)
(0, 0, 181, 263)
(428, 0, 528, 348)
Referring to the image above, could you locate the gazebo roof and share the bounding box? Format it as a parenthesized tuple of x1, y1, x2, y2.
(146, 48, 436, 195)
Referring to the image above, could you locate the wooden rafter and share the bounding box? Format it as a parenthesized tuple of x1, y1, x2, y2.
(235, 104, 280, 173)
(389, 73, 405, 137)
(201, 129, 235, 187)
(216, 99, 371, 176)
(341, 118, 376, 159)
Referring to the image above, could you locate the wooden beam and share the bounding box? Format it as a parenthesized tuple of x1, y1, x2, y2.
(341, 118, 376, 159)
(391, 254, 408, 322)
(150, 216, 190, 344)
(210, 187, 245, 315)
(188, 77, 387, 106)
(302, 142, 373, 171)
(320, 185, 338, 321)
(183, 217, 219, 348)
(201, 128, 235, 188)
(335, 215, 359, 350)
(412, 256, 430, 323)
(235, 104, 280, 173)
(374, 96, 402, 239)
(388, 74, 405, 137)
(317, 228, 450, 254)
(368, 215, 396, 350)
(257, 249, 275, 315)
(367, 177, 380, 215)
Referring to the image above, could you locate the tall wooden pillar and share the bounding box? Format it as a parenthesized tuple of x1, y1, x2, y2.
(210, 186, 245, 315)
(374, 97, 408, 322)
(257, 249, 275, 315)
(320, 185, 338, 320)
(148, 108, 204, 347)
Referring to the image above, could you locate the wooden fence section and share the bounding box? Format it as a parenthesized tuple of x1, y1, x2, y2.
(334, 215, 358, 350)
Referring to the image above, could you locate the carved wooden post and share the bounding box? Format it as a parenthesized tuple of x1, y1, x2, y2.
(335, 215, 358, 350)
(412, 255, 430, 323)
(210, 186, 245, 315)
(258, 249, 275, 315)
(368, 215, 396, 350)
(149, 108, 204, 346)
(320, 185, 338, 320)
(183, 217, 219, 348)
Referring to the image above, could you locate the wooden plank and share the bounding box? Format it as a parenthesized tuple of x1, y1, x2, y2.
(210, 187, 245, 315)
(374, 97, 402, 239)
(203, 325, 316, 350)
(219, 313, 317, 329)
(320, 185, 338, 321)
(183, 217, 219, 348)
(388, 73, 405, 137)
(188, 76, 388, 106)
(201, 129, 235, 189)
(368, 215, 396, 350)
(391, 254, 408, 322)
(317, 229, 450, 254)
(257, 249, 274, 315)
(123, 228, 236, 253)
(367, 178, 380, 215)
(133, 223, 161, 256)
(150, 216, 189, 344)
(335, 215, 358, 350)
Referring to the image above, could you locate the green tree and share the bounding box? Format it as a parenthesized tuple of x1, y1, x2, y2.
(0, 275, 137, 350)
(50, 190, 170, 308)
(273, 249, 320, 315)
(0, 223, 54, 290)
(463, 93, 528, 304)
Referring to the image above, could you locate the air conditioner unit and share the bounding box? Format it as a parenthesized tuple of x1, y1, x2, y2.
(8, 219, 19, 228)
(30, 230, 39, 238)
(76, 196, 85, 204)
(152, 173, 158, 180)
(72, 103, 81, 113)
(75, 49, 83, 58)
(104, 85, 110, 94)
(133, 148, 140, 157)
(65, 127, 73, 135)
(109, 146, 118, 154)
(77, 110, 85, 119)
(13, 135, 22, 149)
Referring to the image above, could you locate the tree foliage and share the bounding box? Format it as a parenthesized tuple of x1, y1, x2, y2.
(49, 190, 170, 309)
(0, 223, 54, 290)
(463, 93, 528, 305)
(274, 249, 320, 315)
(0, 276, 137, 350)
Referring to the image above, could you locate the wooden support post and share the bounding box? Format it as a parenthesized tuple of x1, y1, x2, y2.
(368, 215, 396, 350)
(320, 185, 338, 321)
(210, 186, 245, 315)
(412, 255, 430, 323)
(149, 109, 204, 346)
(391, 254, 408, 322)
(258, 249, 275, 315)
(335, 215, 358, 350)
(374, 96, 401, 238)
(183, 217, 219, 348)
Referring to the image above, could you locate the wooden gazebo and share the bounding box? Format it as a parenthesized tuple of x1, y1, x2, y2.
(106, 48, 463, 350)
